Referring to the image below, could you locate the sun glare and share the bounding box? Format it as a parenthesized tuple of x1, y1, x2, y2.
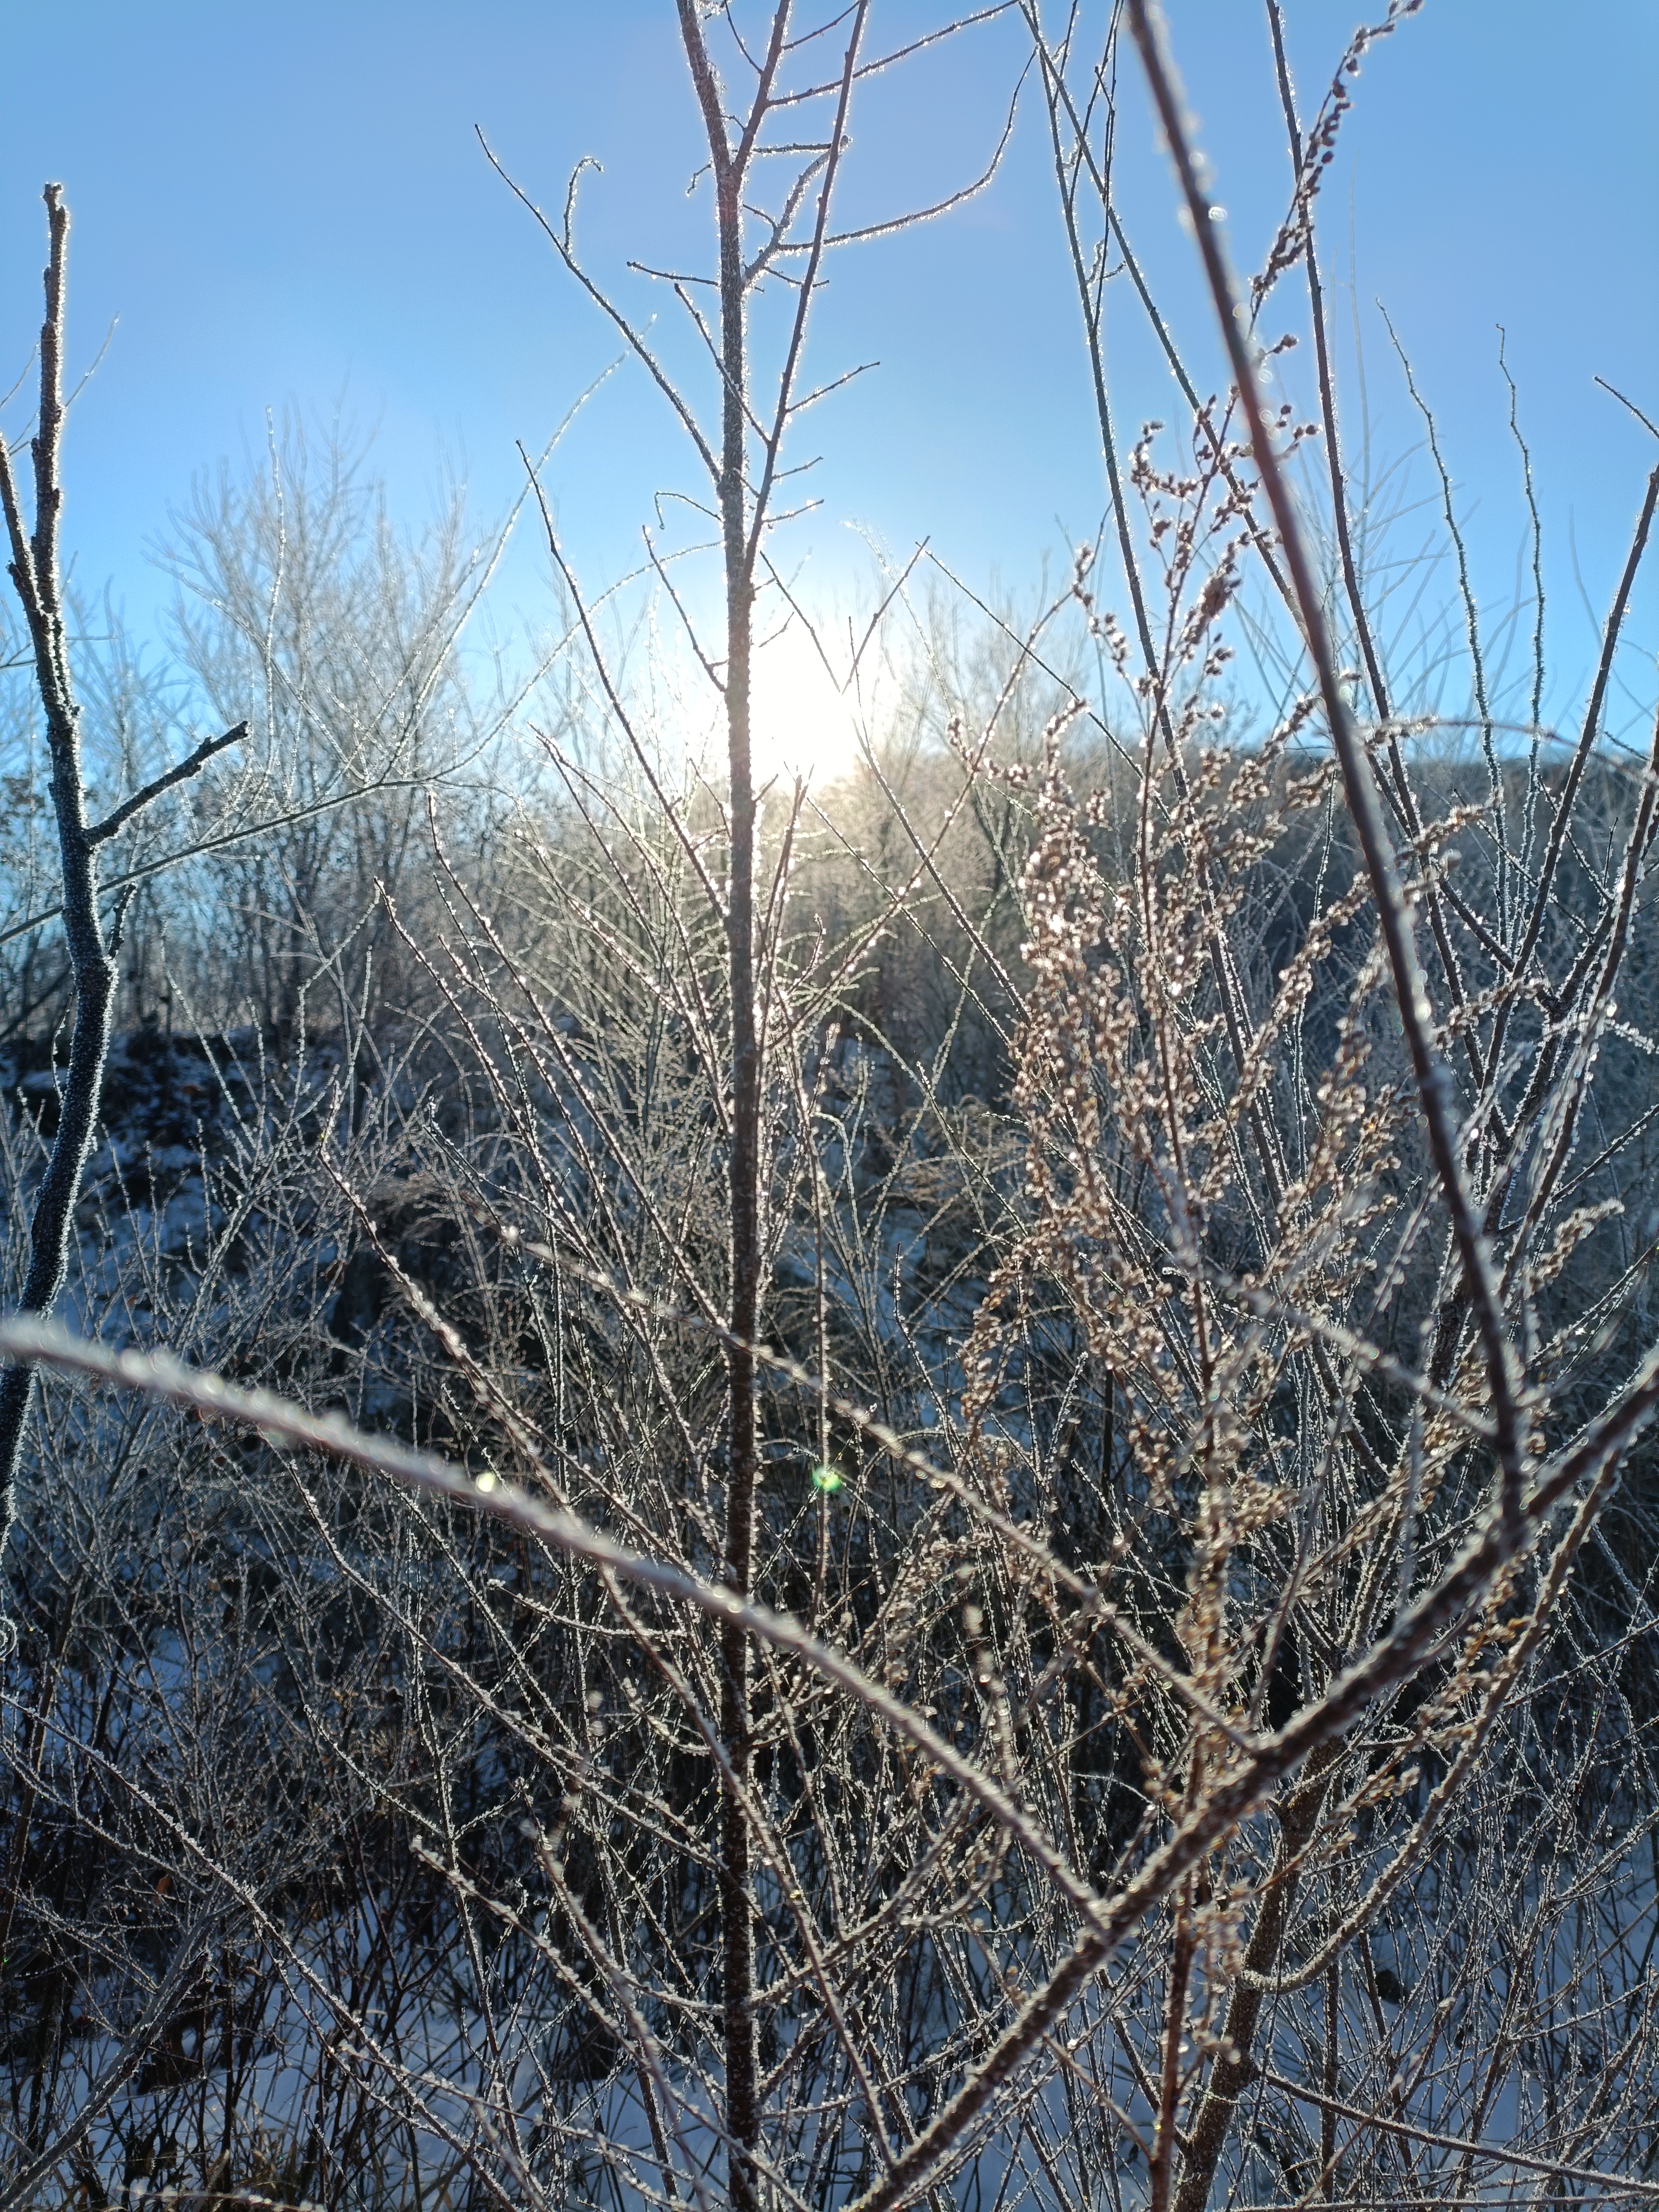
(749, 616, 869, 790)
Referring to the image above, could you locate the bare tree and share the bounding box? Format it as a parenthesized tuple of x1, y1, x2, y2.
(0, 188, 243, 1641)
(482, 10, 1020, 2199)
(153, 419, 523, 1047)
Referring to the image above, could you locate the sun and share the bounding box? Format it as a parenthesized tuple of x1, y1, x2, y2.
(748, 614, 869, 789)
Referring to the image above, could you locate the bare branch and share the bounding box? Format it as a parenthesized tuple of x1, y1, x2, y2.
(84, 719, 248, 847)
(476, 130, 720, 485)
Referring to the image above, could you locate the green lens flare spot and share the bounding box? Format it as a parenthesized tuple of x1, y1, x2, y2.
(811, 1463, 844, 1494)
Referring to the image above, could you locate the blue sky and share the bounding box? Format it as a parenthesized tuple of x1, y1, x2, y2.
(2, 2, 1654, 768)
